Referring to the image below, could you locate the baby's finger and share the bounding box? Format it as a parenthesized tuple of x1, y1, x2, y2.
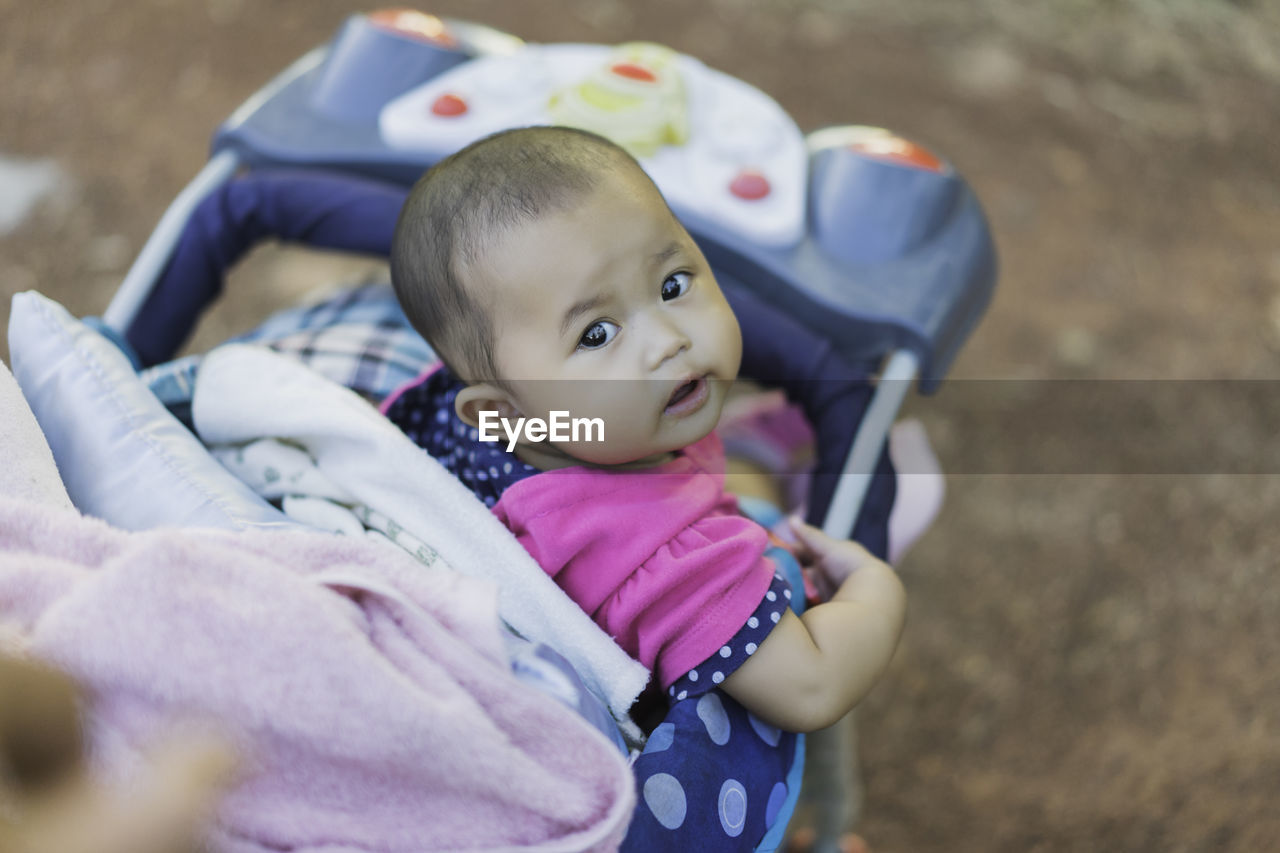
(801, 567, 833, 601)
(786, 517, 881, 578)
(784, 516, 820, 559)
(785, 516, 845, 554)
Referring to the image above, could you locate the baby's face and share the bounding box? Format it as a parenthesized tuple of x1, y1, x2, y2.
(473, 167, 742, 466)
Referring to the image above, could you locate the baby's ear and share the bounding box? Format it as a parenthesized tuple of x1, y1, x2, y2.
(454, 383, 521, 429)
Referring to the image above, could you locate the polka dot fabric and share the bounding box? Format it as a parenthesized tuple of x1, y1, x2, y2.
(625, 691, 798, 850)
(382, 366, 538, 506)
(666, 572, 794, 702)
(624, 543, 805, 852)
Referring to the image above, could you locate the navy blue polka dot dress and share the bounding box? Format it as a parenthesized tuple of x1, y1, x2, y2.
(385, 366, 803, 851)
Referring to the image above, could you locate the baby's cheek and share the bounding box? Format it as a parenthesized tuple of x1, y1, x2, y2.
(555, 380, 631, 417)
(593, 416, 647, 454)
(718, 315, 745, 377)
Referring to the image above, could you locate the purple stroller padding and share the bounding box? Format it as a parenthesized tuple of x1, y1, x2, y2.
(126, 170, 407, 367)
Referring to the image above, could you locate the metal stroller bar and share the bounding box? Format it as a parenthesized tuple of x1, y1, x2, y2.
(821, 349, 918, 540)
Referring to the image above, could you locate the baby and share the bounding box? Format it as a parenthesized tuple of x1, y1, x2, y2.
(385, 125, 904, 844)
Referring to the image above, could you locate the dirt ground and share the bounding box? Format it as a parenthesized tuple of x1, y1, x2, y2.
(2, 1, 1278, 850)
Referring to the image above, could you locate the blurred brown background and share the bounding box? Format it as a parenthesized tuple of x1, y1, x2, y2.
(2, 1, 1278, 850)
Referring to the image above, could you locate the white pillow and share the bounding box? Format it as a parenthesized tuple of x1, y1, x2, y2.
(7, 291, 296, 531)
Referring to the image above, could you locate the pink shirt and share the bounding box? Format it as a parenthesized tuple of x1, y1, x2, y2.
(493, 433, 777, 688)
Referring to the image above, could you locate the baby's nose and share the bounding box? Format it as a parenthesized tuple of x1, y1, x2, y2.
(647, 318, 692, 369)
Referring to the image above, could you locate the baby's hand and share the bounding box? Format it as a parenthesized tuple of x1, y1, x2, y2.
(723, 518, 905, 731)
(787, 517, 887, 599)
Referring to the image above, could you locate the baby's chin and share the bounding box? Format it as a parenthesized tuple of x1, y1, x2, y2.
(570, 429, 716, 469)
(512, 439, 668, 471)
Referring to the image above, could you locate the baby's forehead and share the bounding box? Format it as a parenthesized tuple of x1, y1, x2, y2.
(459, 164, 681, 288)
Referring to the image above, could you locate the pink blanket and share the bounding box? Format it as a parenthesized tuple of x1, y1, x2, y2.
(0, 364, 633, 852)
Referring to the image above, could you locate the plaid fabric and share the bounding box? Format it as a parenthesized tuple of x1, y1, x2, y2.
(141, 282, 438, 423)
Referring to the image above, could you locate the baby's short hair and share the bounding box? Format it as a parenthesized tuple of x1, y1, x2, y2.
(391, 125, 638, 383)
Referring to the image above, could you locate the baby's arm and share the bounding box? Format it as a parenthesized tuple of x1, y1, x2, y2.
(721, 519, 906, 732)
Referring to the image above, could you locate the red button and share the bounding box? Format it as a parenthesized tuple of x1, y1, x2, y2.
(610, 62, 657, 83)
(729, 169, 771, 201)
(431, 93, 468, 117)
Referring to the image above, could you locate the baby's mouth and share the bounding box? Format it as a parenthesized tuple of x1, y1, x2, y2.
(665, 375, 709, 415)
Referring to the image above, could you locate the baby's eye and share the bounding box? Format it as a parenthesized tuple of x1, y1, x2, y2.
(578, 320, 620, 350)
(661, 271, 692, 301)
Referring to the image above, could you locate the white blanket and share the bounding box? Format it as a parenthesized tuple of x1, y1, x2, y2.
(192, 345, 649, 730)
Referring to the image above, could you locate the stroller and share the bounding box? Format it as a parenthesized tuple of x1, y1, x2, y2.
(8, 10, 995, 852)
